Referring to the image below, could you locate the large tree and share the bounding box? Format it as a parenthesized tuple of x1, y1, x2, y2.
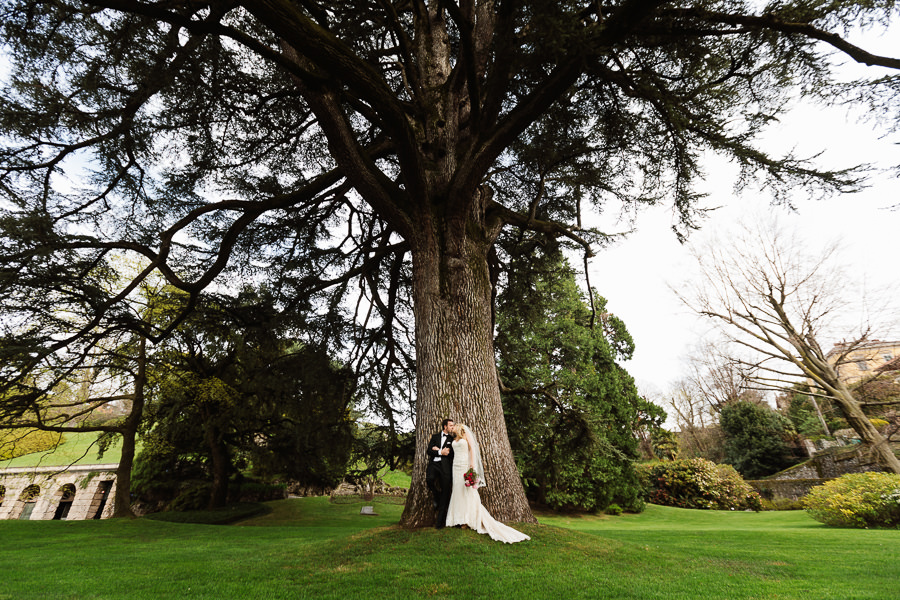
(1, 1, 899, 526)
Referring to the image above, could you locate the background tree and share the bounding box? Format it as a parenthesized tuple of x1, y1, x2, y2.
(779, 383, 839, 438)
(662, 380, 724, 462)
(633, 396, 670, 461)
(0, 261, 163, 517)
(719, 400, 802, 479)
(141, 292, 356, 509)
(685, 341, 764, 411)
(2, 1, 899, 526)
(679, 219, 900, 473)
(496, 241, 644, 511)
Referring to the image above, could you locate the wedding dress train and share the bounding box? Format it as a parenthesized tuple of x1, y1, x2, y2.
(445, 438, 530, 544)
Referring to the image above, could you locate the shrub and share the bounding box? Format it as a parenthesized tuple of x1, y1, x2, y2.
(637, 458, 762, 511)
(230, 481, 287, 503)
(605, 503, 623, 516)
(803, 472, 900, 528)
(168, 483, 214, 512)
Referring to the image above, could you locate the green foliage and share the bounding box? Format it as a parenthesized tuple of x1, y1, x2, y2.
(719, 401, 802, 479)
(783, 388, 846, 437)
(137, 292, 357, 509)
(651, 428, 680, 461)
(234, 481, 288, 503)
(168, 483, 215, 512)
(497, 242, 644, 512)
(0, 428, 63, 460)
(803, 472, 900, 528)
(130, 437, 208, 512)
(634, 396, 672, 460)
(638, 458, 763, 511)
(760, 498, 805, 511)
(348, 421, 415, 482)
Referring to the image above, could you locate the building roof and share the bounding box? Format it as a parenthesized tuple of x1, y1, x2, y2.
(826, 339, 900, 360)
(875, 355, 900, 373)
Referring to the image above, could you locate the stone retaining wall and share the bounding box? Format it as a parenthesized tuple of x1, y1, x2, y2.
(746, 478, 828, 501)
(0, 464, 118, 520)
(747, 445, 891, 502)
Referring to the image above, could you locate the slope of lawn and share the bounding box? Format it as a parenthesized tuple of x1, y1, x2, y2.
(1, 431, 124, 469)
(1, 498, 898, 600)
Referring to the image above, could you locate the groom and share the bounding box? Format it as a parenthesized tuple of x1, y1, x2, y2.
(425, 418, 454, 529)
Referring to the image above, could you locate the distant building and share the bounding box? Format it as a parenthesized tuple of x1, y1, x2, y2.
(826, 340, 900, 385)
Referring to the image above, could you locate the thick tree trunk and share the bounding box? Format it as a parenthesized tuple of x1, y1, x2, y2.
(832, 381, 900, 474)
(112, 427, 138, 518)
(112, 336, 146, 518)
(399, 211, 536, 528)
(205, 423, 230, 509)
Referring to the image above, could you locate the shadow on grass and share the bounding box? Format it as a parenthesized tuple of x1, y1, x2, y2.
(142, 502, 272, 525)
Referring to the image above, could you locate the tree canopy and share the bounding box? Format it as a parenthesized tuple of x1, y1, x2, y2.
(140, 292, 356, 509)
(1, 1, 899, 525)
(719, 400, 800, 479)
(496, 240, 644, 511)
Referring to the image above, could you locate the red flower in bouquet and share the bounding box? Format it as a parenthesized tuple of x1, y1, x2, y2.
(463, 468, 478, 488)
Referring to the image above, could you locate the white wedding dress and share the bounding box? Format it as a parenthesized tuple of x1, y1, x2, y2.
(445, 438, 530, 544)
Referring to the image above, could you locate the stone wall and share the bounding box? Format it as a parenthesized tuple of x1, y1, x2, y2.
(747, 478, 827, 501)
(747, 445, 889, 501)
(0, 464, 118, 520)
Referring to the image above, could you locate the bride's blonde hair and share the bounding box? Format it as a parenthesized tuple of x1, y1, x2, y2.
(455, 423, 470, 439)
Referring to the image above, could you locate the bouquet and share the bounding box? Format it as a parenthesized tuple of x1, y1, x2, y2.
(463, 467, 478, 488)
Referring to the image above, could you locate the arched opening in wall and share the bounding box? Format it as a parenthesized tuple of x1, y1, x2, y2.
(0, 484, 5, 508)
(91, 480, 113, 519)
(53, 483, 77, 520)
(16, 484, 40, 520)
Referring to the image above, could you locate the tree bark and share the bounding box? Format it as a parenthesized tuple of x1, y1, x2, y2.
(400, 200, 536, 527)
(809, 395, 831, 436)
(831, 381, 900, 473)
(205, 421, 230, 509)
(111, 336, 146, 518)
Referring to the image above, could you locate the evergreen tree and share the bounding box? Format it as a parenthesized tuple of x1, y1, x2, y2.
(141, 291, 356, 508)
(719, 401, 800, 479)
(497, 241, 643, 511)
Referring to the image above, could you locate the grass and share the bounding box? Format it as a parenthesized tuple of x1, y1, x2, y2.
(1, 431, 125, 469)
(1, 499, 898, 600)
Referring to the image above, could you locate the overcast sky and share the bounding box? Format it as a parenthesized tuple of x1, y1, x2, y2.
(587, 94, 900, 399)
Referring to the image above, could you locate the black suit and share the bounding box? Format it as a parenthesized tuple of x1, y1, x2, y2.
(425, 430, 455, 528)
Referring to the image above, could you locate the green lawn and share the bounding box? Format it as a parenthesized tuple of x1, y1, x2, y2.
(1, 431, 124, 468)
(1, 499, 897, 600)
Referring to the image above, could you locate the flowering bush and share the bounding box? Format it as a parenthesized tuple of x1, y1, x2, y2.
(803, 472, 900, 528)
(637, 458, 762, 511)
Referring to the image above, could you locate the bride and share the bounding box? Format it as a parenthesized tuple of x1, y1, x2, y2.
(445, 423, 530, 544)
